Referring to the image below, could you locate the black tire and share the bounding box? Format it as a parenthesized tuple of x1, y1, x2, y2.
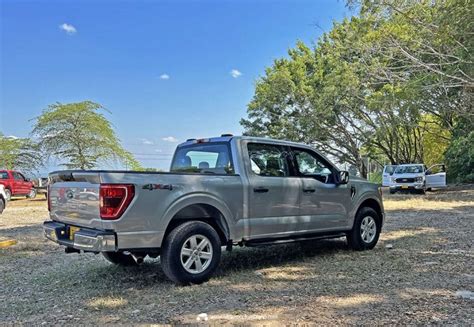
(27, 188, 37, 199)
(426, 188, 432, 192)
(347, 207, 381, 251)
(161, 221, 221, 285)
(5, 189, 11, 202)
(102, 251, 138, 266)
(389, 189, 396, 194)
(0, 198, 4, 214)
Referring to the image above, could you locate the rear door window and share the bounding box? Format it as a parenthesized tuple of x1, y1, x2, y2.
(13, 172, 25, 181)
(247, 143, 290, 177)
(0, 172, 8, 179)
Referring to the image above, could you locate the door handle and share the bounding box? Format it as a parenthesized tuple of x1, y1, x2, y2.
(303, 188, 316, 193)
(253, 187, 269, 193)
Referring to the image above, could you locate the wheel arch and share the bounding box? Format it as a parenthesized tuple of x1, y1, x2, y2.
(161, 196, 234, 246)
(355, 198, 384, 227)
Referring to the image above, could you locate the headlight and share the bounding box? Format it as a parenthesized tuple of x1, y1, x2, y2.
(391, 177, 397, 183)
(415, 176, 424, 183)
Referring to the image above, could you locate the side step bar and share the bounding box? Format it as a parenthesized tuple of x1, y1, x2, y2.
(243, 232, 347, 247)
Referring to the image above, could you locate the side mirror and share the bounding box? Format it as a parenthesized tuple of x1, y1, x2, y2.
(338, 171, 349, 184)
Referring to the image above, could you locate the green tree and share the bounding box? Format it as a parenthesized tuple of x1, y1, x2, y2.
(0, 133, 43, 172)
(444, 117, 474, 183)
(242, 0, 472, 180)
(32, 101, 142, 170)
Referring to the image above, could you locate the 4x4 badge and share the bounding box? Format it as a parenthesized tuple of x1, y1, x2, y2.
(143, 184, 173, 191)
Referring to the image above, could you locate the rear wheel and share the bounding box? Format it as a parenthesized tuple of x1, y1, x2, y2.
(27, 189, 37, 199)
(347, 207, 381, 251)
(0, 198, 4, 214)
(5, 189, 11, 202)
(389, 189, 396, 194)
(161, 221, 221, 285)
(102, 251, 138, 266)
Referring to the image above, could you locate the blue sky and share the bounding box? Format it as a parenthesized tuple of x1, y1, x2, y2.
(1, 0, 349, 171)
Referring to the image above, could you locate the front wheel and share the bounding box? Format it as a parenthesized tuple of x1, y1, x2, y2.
(0, 198, 4, 214)
(347, 207, 381, 251)
(102, 251, 138, 266)
(161, 221, 221, 285)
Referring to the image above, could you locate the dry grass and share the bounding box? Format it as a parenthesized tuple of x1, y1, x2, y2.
(0, 186, 473, 325)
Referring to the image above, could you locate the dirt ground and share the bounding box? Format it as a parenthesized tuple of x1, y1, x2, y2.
(1, 186, 473, 325)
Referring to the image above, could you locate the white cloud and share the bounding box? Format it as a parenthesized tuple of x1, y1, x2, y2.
(230, 69, 242, 78)
(162, 136, 178, 143)
(6, 135, 18, 139)
(59, 23, 77, 35)
(159, 74, 170, 80)
(140, 138, 154, 145)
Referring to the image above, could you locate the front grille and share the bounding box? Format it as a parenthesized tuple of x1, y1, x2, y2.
(396, 178, 415, 183)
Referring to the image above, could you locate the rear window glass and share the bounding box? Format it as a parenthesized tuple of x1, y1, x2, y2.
(171, 143, 234, 175)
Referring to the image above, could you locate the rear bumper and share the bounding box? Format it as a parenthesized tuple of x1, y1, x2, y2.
(43, 221, 116, 252)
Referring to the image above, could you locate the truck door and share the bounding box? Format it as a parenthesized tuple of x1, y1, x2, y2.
(425, 164, 447, 188)
(290, 146, 350, 231)
(12, 172, 26, 195)
(382, 165, 396, 187)
(245, 142, 301, 239)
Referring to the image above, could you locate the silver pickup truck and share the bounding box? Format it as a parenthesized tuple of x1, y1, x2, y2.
(43, 135, 384, 284)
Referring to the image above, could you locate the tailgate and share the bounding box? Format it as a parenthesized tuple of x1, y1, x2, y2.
(49, 171, 102, 229)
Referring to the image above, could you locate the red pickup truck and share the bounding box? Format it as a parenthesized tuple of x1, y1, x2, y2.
(0, 170, 36, 201)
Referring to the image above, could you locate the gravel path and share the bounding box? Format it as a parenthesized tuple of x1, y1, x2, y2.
(1, 187, 473, 325)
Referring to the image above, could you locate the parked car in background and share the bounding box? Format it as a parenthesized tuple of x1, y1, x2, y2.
(43, 135, 384, 285)
(32, 177, 49, 198)
(0, 185, 7, 214)
(0, 170, 36, 201)
(388, 164, 446, 194)
(382, 165, 397, 187)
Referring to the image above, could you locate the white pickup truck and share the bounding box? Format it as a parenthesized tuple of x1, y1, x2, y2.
(44, 135, 385, 284)
(385, 164, 447, 194)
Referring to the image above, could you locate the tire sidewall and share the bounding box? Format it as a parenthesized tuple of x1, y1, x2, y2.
(0, 198, 4, 214)
(5, 189, 11, 202)
(27, 189, 37, 199)
(162, 221, 221, 285)
(351, 207, 381, 250)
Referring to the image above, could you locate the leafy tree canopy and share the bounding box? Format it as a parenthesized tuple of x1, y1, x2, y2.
(32, 101, 142, 170)
(242, 0, 472, 181)
(0, 133, 43, 172)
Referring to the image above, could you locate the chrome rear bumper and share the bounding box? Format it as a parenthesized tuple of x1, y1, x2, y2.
(43, 221, 116, 252)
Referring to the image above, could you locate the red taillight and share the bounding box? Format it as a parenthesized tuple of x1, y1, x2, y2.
(99, 184, 135, 220)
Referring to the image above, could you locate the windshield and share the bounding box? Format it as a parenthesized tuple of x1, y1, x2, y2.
(394, 165, 424, 174)
(384, 165, 397, 174)
(170, 143, 234, 175)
